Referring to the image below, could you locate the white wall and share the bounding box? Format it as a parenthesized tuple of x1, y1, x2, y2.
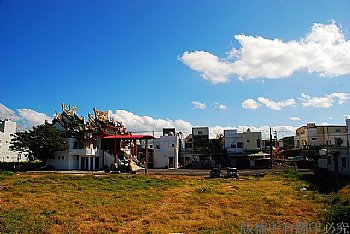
(47, 151, 70, 170)
(224, 130, 243, 156)
(0, 120, 29, 162)
(154, 135, 179, 168)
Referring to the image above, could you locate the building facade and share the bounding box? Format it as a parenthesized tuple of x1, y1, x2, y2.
(294, 123, 347, 150)
(224, 129, 262, 156)
(192, 127, 209, 161)
(0, 119, 29, 162)
(47, 104, 130, 170)
(153, 130, 180, 169)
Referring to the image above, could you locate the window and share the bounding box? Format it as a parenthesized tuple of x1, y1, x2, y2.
(156, 145, 160, 149)
(198, 131, 203, 135)
(237, 142, 243, 148)
(247, 140, 250, 143)
(58, 156, 61, 159)
(172, 144, 175, 147)
(312, 138, 316, 140)
(342, 158, 346, 168)
(62, 156, 64, 160)
(230, 143, 236, 148)
(257, 139, 261, 148)
(73, 141, 78, 149)
(336, 129, 340, 133)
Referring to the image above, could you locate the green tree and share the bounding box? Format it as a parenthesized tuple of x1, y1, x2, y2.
(10, 122, 67, 163)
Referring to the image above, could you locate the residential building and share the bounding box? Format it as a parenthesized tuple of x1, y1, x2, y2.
(192, 127, 209, 161)
(153, 129, 180, 168)
(180, 134, 193, 166)
(224, 130, 243, 156)
(224, 129, 262, 156)
(295, 123, 347, 149)
(317, 119, 350, 177)
(0, 119, 29, 162)
(242, 129, 261, 152)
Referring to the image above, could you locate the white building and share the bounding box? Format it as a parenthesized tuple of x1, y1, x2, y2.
(317, 119, 350, 177)
(0, 119, 29, 162)
(47, 106, 114, 170)
(224, 129, 262, 156)
(295, 123, 347, 149)
(154, 133, 180, 169)
(224, 130, 243, 156)
(47, 105, 151, 171)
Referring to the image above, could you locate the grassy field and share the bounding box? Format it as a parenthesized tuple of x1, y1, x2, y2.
(0, 171, 347, 233)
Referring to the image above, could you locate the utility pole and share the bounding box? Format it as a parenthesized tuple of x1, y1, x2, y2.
(274, 131, 278, 146)
(270, 127, 273, 169)
(347, 125, 349, 177)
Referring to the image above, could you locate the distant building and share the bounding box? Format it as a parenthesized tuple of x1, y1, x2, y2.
(294, 123, 347, 149)
(0, 119, 29, 162)
(316, 119, 350, 177)
(153, 129, 180, 168)
(181, 134, 193, 166)
(192, 127, 209, 161)
(224, 129, 261, 156)
(48, 104, 151, 171)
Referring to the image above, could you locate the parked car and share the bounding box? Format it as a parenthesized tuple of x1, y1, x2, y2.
(226, 167, 239, 178)
(210, 168, 223, 178)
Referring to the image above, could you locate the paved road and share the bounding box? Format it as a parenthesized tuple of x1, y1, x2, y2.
(148, 168, 311, 176)
(25, 168, 312, 176)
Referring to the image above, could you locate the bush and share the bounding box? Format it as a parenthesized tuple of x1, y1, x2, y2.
(327, 204, 350, 223)
(280, 169, 302, 180)
(0, 170, 14, 176)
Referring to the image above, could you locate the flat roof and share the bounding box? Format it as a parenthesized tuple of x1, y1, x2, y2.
(103, 134, 155, 140)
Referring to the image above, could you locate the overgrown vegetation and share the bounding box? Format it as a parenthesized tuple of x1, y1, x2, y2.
(0, 172, 330, 233)
(10, 122, 67, 162)
(279, 169, 350, 224)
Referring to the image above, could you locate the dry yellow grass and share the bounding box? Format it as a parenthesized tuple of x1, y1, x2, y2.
(0, 172, 326, 233)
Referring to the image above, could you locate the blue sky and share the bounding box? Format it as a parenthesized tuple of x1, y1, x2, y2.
(1, 1, 350, 137)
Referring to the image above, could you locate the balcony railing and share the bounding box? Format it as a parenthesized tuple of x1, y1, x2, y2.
(69, 149, 103, 156)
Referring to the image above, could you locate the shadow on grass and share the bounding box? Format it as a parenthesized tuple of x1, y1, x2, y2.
(301, 172, 349, 194)
(300, 171, 350, 223)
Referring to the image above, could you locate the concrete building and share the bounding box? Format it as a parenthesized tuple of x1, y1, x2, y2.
(153, 130, 180, 169)
(295, 123, 347, 150)
(0, 119, 29, 162)
(47, 105, 134, 170)
(181, 134, 194, 166)
(317, 119, 350, 177)
(224, 129, 262, 156)
(224, 130, 243, 156)
(192, 127, 209, 161)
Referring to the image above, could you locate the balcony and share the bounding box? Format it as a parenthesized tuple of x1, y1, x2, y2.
(69, 149, 102, 156)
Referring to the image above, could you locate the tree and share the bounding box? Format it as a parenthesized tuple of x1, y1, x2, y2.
(10, 122, 67, 163)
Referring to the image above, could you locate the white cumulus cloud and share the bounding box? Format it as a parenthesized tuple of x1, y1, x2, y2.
(257, 97, 296, 110)
(109, 110, 193, 136)
(214, 103, 227, 110)
(290, 116, 301, 121)
(110, 109, 296, 139)
(242, 99, 260, 109)
(0, 103, 52, 129)
(242, 97, 295, 110)
(17, 109, 52, 128)
(0, 103, 20, 121)
(300, 92, 350, 108)
(191, 101, 207, 109)
(180, 51, 234, 84)
(180, 21, 350, 84)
